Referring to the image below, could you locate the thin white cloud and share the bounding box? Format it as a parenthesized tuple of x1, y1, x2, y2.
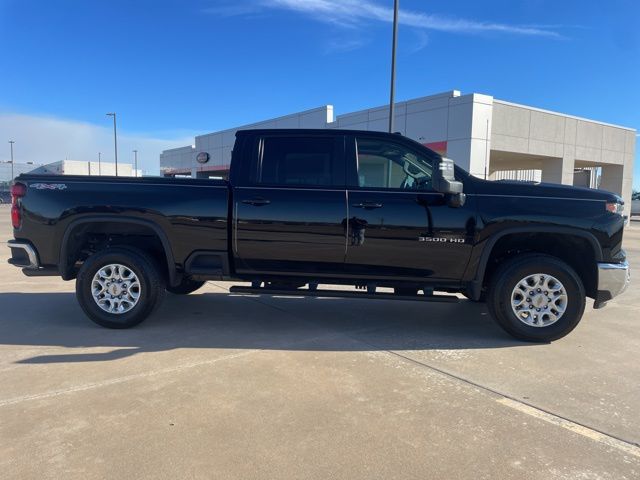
(202, 4, 263, 17)
(208, 0, 561, 37)
(407, 29, 429, 54)
(324, 37, 368, 53)
(0, 113, 194, 175)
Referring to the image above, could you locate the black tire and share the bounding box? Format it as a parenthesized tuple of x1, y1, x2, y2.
(76, 247, 165, 329)
(487, 254, 585, 342)
(166, 278, 205, 295)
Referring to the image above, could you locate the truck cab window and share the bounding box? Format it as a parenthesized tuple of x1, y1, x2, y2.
(356, 137, 433, 190)
(258, 136, 336, 186)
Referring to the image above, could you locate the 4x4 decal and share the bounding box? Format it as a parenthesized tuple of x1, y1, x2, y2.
(30, 183, 68, 190)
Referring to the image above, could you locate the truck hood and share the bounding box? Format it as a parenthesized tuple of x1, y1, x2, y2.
(470, 178, 622, 203)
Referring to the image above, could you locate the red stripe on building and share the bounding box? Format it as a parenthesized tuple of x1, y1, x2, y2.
(422, 141, 447, 155)
(197, 164, 230, 172)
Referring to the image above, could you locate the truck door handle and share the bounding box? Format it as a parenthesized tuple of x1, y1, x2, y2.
(352, 202, 383, 209)
(242, 198, 271, 206)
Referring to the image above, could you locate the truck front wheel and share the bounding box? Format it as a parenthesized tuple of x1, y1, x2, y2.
(76, 247, 165, 329)
(487, 254, 585, 342)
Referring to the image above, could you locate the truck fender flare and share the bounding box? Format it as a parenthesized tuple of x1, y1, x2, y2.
(59, 215, 179, 286)
(468, 225, 603, 300)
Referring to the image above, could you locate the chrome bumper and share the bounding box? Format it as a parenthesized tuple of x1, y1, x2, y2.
(594, 261, 630, 308)
(7, 240, 39, 269)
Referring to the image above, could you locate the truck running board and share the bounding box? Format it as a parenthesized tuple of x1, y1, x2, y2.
(228, 286, 459, 303)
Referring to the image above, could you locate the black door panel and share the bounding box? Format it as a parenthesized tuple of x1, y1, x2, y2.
(343, 134, 476, 281)
(241, 197, 271, 206)
(233, 133, 348, 275)
(234, 188, 347, 274)
(352, 201, 383, 209)
(345, 191, 476, 280)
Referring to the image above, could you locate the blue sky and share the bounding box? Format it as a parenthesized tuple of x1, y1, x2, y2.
(0, 0, 638, 183)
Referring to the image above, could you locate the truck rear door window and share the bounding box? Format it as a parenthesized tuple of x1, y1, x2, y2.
(257, 136, 338, 187)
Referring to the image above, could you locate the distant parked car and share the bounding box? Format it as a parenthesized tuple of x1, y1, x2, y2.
(0, 191, 11, 204)
(632, 192, 640, 217)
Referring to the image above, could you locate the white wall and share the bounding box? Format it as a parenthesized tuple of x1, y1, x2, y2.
(328, 90, 493, 177)
(31, 160, 138, 177)
(492, 100, 635, 205)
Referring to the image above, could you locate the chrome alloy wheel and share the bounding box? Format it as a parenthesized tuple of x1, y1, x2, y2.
(91, 264, 141, 314)
(510, 273, 567, 327)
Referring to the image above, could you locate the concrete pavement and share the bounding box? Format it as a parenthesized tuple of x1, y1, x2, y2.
(1, 204, 638, 479)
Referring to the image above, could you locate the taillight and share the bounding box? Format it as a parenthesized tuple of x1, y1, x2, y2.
(11, 205, 20, 229)
(10, 182, 26, 229)
(11, 183, 26, 199)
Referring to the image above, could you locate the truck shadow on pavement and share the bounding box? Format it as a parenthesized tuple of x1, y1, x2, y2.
(0, 290, 531, 364)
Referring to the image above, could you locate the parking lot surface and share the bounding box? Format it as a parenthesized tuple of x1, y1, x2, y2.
(1, 204, 638, 479)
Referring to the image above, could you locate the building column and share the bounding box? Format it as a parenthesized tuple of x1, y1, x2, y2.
(541, 155, 574, 185)
(599, 164, 631, 207)
(445, 93, 493, 178)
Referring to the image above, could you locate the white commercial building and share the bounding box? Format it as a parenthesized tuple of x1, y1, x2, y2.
(160, 90, 636, 205)
(29, 160, 141, 177)
(1, 160, 141, 182)
(0, 161, 45, 183)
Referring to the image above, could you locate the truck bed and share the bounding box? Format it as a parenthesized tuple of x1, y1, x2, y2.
(13, 174, 231, 277)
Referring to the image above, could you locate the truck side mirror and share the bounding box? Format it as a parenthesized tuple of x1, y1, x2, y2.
(433, 157, 465, 207)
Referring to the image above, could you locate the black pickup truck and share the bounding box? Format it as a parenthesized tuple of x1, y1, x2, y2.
(7, 129, 630, 341)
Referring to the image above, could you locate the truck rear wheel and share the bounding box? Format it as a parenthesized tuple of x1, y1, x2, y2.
(166, 278, 205, 295)
(76, 247, 165, 329)
(487, 254, 585, 342)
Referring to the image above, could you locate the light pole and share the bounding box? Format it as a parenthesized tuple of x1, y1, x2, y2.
(133, 149, 138, 177)
(8, 140, 15, 180)
(106, 113, 118, 176)
(98, 152, 102, 176)
(388, 0, 399, 133)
